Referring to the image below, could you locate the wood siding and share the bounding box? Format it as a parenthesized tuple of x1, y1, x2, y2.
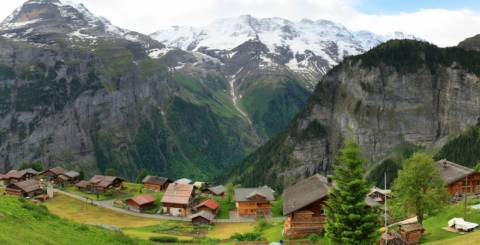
(236, 201, 272, 216)
(283, 199, 327, 238)
(447, 172, 480, 195)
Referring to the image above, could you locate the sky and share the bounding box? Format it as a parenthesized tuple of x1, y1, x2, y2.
(0, 0, 479, 47)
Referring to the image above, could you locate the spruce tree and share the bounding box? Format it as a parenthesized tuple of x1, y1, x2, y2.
(325, 140, 379, 245)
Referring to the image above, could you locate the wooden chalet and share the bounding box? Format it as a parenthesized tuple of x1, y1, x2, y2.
(75, 180, 90, 191)
(40, 167, 65, 182)
(283, 174, 331, 238)
(142, 176, 172, 192)
(234, 186, 274, 217)
(126, 194, 156, 212)
(5, 179, 43, 197)
(437, 160, 480, 195)
(161, 183, 195, 217)
(58, 171, 81, 184)
(190, 211, 215, 225)
(88, 175, 124, 193)
(399, 223, 424, 245)
(368, 187, 391, 204)
(195, 199, 219, 214)
(205, 185, 226, 197)
(1, 170, 36, 184)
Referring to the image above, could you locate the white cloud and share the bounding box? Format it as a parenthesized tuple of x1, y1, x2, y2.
(0, 0, 479, 47)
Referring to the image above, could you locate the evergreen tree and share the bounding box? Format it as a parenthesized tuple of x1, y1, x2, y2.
(391, 152, 448, 224)
(135, 169, 148, 183)
(325, 140, 379, 245)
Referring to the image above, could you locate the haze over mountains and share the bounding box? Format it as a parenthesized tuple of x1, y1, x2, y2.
(0, 0, 446, 185)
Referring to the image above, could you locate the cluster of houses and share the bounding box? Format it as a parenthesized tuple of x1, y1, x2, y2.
(0, 167, 80, 198)
(1, 158, 479, 242)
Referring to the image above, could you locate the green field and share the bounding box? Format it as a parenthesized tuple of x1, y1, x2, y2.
(0, 195, 152, 245)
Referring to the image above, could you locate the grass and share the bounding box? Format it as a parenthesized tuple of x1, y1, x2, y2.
(208, 223, 255, 240)
(44, 194, 164, 228)
(425, 230, 480, 245)
(421, 196, 480, 243)
(0, 195, 152, 245)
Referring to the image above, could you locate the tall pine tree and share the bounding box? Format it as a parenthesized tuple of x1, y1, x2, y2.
(325, 140, 379, 245)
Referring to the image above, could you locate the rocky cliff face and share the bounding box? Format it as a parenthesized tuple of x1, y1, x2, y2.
(0, 0, 260, 179)
(231, 40, 480, 189)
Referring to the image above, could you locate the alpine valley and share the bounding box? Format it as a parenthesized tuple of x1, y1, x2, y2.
(0, 0, 416, 181)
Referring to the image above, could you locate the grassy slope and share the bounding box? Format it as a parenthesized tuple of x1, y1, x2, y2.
(0, 195, 151, 245)
(421, 197, 480, 243)
(425, 231, 480, 245)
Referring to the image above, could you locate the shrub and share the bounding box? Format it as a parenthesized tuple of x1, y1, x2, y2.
(149, 236, 179, 243)
(230, 232, 263, 241)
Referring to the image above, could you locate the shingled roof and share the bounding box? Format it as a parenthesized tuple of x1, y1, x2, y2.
(88, 175, 123, 188)
(234, 186, 275, 202)
(283, 174, 331, 215)
(142, 176, 171, 185)
(11, 179, 42, 193)
(48, 167, 65, 175)
(161, 183, 194, 205)
(437, 159, 475, 184)
(190, 210, 215, 222)
(128, 194, 156, 206)
(207, 185, 226, 195)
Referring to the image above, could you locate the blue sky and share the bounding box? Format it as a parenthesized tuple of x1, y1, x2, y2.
(357, 0, 480, 14)
(1, 0, 479, 47)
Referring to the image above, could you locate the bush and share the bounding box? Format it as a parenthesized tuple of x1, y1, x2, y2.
(308, 234, 323, 243)
(149, 236, 179, 243)
(255, 219, 272, 232)
(230, 232, 263, 241)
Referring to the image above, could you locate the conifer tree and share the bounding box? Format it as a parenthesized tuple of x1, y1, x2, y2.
(325, 140, 379, 245)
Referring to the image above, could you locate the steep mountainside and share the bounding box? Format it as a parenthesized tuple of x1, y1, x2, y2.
(458, 34, 480, 52)
(0, 0, 259, 180)
(151, 16, 416, 139)
(230, 40, 480, 189)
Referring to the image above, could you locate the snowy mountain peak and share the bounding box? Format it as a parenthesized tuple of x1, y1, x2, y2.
(151, 15, 418, 88)
(0, 0, 157, 47)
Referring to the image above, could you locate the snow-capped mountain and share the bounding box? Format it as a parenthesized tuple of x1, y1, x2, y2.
(0, 0, 162, 49)
(151, 15, 417, 84)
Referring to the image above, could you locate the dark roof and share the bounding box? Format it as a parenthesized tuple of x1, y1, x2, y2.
(62, 171, 80, 179)
(190, 211, 215, 222)
(6, 170, 28, 179)
(195, 199, 219, 211)
(234, 186, 275, 202)
(89, 175, 123, 188)
(128, 194, 156, 206)
(161, 183, 194, 205)
(207, 185, 226, 195)
(437, 160, 475, 184)
(48, 167, 65, 175)
(283, 174, 331, 215)
(142, 176, 171, 185)
(11, 179, 41, 193)
(75, 180, 89, 188)
(23, 168, 39, 175)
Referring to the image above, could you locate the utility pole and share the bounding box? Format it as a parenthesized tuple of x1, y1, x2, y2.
(384, 172, 388, 245)
(464, 175, 468, 219)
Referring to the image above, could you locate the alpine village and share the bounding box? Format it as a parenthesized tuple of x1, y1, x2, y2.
(1, 0, 480, 245)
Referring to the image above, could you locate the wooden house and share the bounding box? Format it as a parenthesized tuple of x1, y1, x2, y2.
(234, 186, 274, 217)
(2, 170, 36, 184)
(161, 183, 195, 217)
(142, 176, 172, 192)
(75, 180, 90, 191)
(5, 179, 43, 197)
(399, 223, 424, 245)
(205, 185, 226, 197)
(58, 171, 81, 184)
(437, 160, 480, 195)
(88, 175, 124, 193)
(190, 211, 215, 225)
(40, 167, 65, 182)
(126, 194, 156, 212)
(368, 187, 391, 204)
(195, 199, 219, 214)
(283, 174, 331, 238)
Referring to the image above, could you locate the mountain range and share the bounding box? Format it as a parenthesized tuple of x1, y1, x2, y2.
(0, 0, 425, 183)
